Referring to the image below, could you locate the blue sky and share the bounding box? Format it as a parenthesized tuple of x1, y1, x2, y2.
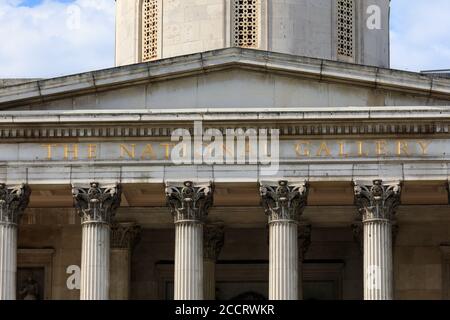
(0, 0, 449, 78)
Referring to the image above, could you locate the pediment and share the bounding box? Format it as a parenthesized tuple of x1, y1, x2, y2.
(0, 48, 449, 111)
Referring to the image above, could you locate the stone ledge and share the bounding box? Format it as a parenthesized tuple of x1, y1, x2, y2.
(1, 48, 450, 108)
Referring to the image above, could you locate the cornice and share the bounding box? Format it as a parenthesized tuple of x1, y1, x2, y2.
(0, 48, 449, 109)
(0, 107, 450, 140)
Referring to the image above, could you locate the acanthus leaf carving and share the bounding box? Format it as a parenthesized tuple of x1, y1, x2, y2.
(0, 183, 31, 225)
(72, 182, 122, 224)
(204, 222, 225, 261)
(111, 222, 141, 250)
(165, 181, 214, 222)
(260, 180, 309, 222)
(354, 179, 402, 222)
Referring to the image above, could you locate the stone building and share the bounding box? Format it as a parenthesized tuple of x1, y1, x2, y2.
(0, 0, 449, 300)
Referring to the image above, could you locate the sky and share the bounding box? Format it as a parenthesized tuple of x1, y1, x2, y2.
(0, 0, 449, 78)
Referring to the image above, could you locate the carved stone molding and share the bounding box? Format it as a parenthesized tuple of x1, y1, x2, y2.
(353, 180, 402, 222)
(298, 223, 312, 259)
(204, 222, 225, 261)
(1, 121, 450, 140)
(110, 222, 141, 250)
(260, 180, 308, 223)
(72, 182, 122, 224)
(0, 183, 31, 225)
(165, 181, 214, 223)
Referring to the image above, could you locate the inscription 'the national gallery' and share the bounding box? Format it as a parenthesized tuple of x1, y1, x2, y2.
(0, 139, 439, 162)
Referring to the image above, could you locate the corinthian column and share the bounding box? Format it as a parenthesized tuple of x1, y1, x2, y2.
(166, 181, 214, 300)
(72, 182, 122, 300)
(298, 223, 311, 300)
(0, 184, 31, 300)
(260, 180, 309, 300)
(203, 222, 224, 300)
(354, 179, 401, 300)
(110, 222, 141, 300)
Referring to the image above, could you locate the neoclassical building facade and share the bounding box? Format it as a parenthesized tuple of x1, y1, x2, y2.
(0, 0, 450, 300)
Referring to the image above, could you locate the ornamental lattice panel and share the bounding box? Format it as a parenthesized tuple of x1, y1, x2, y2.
(142, 0, 158, 61)
(233, 0, 258, 48)
(337, 0, 354, 58)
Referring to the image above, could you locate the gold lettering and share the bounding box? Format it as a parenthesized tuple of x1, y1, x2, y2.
(87, 144, 97, 160)
(64, 144, 78, 160)
(41, 144, 56, 160)
(417, 140, 431, 155)
(357, 141, 368, 157)
(245, 140, 251, 155)
(397, 141, 410, 156)
(316, 142, 331, 157)
(120, 144, 136, 159)
(141, 144, 156, 160)
(295, 141, 310, 157)
(375, 140, 388, 156)
(338, 141, 348, 157)
(160, 143, 175, 160)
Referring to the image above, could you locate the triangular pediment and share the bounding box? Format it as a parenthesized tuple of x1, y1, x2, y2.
(0, 48, 449, 111)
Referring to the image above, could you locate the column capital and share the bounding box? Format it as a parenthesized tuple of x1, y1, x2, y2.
(165, 181, 214, 223)
(298, 223, 312, 260)
(259, 180, 308, 223)
(0, 183, 31, 225)
(204, 222, 225, 261)
(72, 182, 122, 224)
(111, 222, 141, 250)
(353, 180, 402, 222)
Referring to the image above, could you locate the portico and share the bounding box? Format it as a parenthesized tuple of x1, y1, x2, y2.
(0, 49, 449, 300)
(0, 106, 449, 300)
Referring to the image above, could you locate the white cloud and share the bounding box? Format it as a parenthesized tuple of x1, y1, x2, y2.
(390, 0, 450, 72)
(0, 0, 115, 78)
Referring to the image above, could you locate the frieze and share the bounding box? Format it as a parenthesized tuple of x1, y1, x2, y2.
(0, 122, 449, 140)
(0, 139, 445, 162)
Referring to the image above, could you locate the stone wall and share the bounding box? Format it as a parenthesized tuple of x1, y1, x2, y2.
(115, 0, 390, 67)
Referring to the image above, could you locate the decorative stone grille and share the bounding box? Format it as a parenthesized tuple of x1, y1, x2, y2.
(233, 0, 258, 48)
(337, 0, 354, 58)
(143, 0, 158, 61)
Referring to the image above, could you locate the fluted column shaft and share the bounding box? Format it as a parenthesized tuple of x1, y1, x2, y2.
(110, 248, 130, 299)
(0, 184, 31, 301)
(110, 222, 140, 300)
(72, 182, 122, 301)
(0, 223, 17, 300)
(298, 224, 311, 300)
(363, 218, 393, 300)
(269, 220, 298, 300)
(354, 179, 401, 301)
(203, 259, 215, 300)
(80, 222, 110, 300)
(166, 181, 214, 301)
(260, 180, 309, 301)
(174, 221, 203, 300)
(203, 222, 224, 300)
